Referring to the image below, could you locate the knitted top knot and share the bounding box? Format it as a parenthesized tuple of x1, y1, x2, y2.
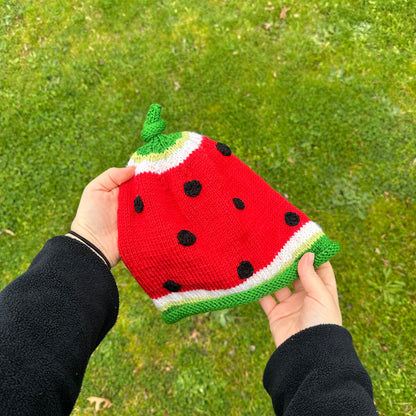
(137, 104, 182, 156)
(141, 104, 167, 143)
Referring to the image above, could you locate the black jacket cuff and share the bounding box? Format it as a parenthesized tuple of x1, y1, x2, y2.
(263, 324, 377, 416)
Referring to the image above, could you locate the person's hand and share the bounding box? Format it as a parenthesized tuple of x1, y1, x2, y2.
(69, 166, 135, 267)
(259, 252, 342, 348)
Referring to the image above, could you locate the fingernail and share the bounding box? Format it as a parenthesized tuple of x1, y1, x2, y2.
(308, 252, 315, 266)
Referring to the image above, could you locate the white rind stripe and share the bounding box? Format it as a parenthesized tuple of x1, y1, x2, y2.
(127, 132, 202, 175)
(153, 221, 323, 310)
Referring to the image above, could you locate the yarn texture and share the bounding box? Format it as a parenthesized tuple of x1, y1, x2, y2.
(118, 104, 340, 323)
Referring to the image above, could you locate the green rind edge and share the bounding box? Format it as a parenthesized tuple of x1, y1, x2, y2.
(161, 236, 341, 324)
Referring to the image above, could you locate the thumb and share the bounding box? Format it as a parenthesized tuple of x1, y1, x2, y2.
(96, 166, 135, 191)
(109, 166, 136, 186)
(297, 252, 326, 294)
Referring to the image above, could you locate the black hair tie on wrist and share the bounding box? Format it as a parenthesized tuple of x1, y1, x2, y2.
(67, 230, 112, 269)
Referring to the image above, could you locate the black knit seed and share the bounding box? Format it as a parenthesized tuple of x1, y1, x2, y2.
(216, 142, 232, 156)
(134, 195, 144, 213)
(285, 212, 300, 226)
(163, 280, 181, 292)
(184, 180, 202, 197)
(233, 198, 245, 210)
(177, 230, 197, 246)
(237, 261, 254, 279)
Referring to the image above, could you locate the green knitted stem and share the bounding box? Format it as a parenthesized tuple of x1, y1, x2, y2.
(161, 236, 340, 324)
(137, 104, 182, 156)
(141, 104, 166, 142)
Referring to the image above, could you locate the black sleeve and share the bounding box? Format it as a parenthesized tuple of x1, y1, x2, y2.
(0, 236, 119, 416)
(263, 324, 379, 416)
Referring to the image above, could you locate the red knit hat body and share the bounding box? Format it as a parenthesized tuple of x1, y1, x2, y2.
(118, 104, 340, 323)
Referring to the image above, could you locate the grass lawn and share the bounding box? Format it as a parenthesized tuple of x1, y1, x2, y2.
(1, 0, 416, 414)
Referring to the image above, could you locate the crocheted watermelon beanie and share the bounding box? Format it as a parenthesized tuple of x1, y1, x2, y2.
(118, 104, 340, 324)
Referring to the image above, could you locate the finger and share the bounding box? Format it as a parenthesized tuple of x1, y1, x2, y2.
(315, 261, 337, 288)
(297, 252, 326, 294)
(315, 261, 339, 303)
(292, 278, 304, 293)
(273, 286, 292, 303)
(95, 166, 135, 191)
(258, 295, 277, 316)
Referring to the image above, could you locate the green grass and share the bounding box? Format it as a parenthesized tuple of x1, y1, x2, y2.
(1, 0, 416, 414)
